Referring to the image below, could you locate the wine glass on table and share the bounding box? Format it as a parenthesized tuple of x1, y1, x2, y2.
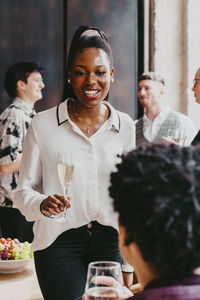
(52, 152, 75, 222)
(85, 261, 124, 300)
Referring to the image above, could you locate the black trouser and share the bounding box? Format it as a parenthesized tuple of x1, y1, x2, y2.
(0, 206, 34, 242)
(34, 221, 122, 300)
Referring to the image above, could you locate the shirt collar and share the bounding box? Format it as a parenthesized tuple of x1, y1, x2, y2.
(104, 102, 120, 133)
(13, 97, 36, 116)
(143, 106, 170, 123)
(56, 98, 120, 133)
(57, 99, 70, 126)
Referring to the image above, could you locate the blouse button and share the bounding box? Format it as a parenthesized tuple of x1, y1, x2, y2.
(87, 222, 92, 229)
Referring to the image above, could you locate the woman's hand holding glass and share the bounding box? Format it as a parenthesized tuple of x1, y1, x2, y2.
(162, 129, 186, 146)
(40, 194, 71, 217)
(41, 152, 74, 221)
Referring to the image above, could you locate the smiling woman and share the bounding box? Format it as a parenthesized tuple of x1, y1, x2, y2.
(67, 37, 114, 137)
(13, 31, 136, 300)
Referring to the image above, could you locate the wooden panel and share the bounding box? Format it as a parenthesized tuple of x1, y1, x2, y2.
(0, 0, 64, 114)
(66, 0, 138, 118)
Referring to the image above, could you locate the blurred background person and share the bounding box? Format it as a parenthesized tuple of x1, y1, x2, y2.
(0, 61, 44, 242)
(14, 33, 135, 300)
(136, 72, 197, 147)
(191, 68, 200, 145)
(109, 143, 200, 300)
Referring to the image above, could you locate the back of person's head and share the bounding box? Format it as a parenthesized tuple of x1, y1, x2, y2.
(65, 36, 113, 101)
(110, 143, 200, 276)
(139, 71, 165, 86)
(4, 61, 43, 99)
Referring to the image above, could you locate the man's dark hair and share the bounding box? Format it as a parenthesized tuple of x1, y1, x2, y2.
(109, 143, 200, 276)
(139, 71, 165, 86)
(4, 61, 43, 99)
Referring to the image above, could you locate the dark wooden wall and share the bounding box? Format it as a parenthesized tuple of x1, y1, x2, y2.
(0, 0, 64, 113)
(67, 0, 138, 118)
(0, 0, 139, 119)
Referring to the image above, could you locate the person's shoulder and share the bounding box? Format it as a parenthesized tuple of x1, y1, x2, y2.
(31, 105, 58, 132)
(170, 110, 195, 125)
(116, 109, 135, 123)
(0, 102, 24, 121)
(33, 105, 57, 121)
(170, 109, 191, 120)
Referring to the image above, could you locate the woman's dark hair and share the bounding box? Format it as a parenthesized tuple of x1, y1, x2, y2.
(62, 26, 109, 101)
(68, 35, 113, 69)
(109, 143, 200, 276)
(70, 25, 108, 44)
(4, 61, 43, 99)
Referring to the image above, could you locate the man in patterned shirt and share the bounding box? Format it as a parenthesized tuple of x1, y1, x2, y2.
(0, 61, 44, 241)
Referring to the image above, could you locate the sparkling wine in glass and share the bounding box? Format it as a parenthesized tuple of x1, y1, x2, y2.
(85, 261, 124, 300)
(53, 152, 75, 221)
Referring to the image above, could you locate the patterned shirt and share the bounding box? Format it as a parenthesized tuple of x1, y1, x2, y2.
(0, 97, 36, 206)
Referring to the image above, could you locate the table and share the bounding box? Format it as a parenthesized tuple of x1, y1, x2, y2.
(0, 259, 43, 300)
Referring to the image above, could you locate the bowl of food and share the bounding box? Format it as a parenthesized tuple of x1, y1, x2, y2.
(0, 237, 33, 274)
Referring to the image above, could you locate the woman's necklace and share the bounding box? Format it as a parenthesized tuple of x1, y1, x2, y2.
(73, 103, 91, 134)
(72, 100, 109, 135)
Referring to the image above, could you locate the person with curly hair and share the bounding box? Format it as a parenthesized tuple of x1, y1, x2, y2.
(108, 143, 200, 299)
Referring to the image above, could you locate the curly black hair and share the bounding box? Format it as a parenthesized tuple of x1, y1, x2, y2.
(109, 143, 200, 276)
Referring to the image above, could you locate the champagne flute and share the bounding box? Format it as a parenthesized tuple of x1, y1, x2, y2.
(53, 152, 75, 221)
(85, 261, 124, 300)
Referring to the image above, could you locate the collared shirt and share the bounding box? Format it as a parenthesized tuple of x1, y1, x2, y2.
(143, 107, 170, 142)
(13, 99, 136, 251)
(0, 97, 36, 206)
(142, 107, 197, 146)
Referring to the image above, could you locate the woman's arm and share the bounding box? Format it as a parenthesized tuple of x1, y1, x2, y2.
(0, 153, 22, 175)
(13, 124, 47, 221)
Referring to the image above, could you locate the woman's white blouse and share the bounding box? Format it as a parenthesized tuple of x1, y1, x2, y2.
(13, 99, 135, 251)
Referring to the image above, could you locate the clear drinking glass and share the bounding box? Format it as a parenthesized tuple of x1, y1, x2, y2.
(52, 152, 75, 222)
(166, 129, 186, 146)
(166, 129, 179, 143)
(85, 261, 124, 300)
